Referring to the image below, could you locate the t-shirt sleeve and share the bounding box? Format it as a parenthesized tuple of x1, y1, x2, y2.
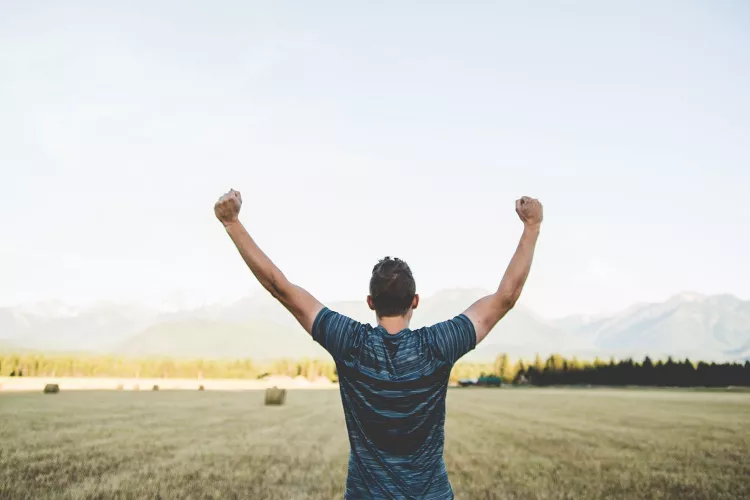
(426, 314, 477, 365)
(311, 307, 363, 362)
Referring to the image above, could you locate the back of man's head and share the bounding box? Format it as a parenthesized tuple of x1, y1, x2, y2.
(369, 257, 416, 317)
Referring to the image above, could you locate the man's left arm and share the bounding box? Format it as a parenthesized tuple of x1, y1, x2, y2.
(214, 189, 323, 334)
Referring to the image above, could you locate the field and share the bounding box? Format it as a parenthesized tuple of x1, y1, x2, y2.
(1, 388, 748, 499)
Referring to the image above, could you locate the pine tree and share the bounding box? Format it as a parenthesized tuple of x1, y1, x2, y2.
(494, 354, 509, 380)
(533, 354, 544, 372)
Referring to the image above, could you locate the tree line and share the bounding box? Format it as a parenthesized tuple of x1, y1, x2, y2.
(1, 352, 748, 387)
(0, 354, 336, 381)
(489, 353, 750, 387)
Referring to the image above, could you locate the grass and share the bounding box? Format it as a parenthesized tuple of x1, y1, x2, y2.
(0, 388, 748, 499)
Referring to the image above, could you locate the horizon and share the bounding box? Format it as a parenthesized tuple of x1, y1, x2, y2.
(4, 287, 745, 322)
(2, 1, 749, 318)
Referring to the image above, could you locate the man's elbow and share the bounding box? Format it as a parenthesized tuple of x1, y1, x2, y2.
(496, 291, 519, 312)
(265, 274, 292, 302)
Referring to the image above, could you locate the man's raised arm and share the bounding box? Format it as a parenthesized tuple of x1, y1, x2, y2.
(463, 196, 543, 344)
(214, 189, 323, 334)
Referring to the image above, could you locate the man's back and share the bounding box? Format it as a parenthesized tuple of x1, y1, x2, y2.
(313, 308, 476, 499)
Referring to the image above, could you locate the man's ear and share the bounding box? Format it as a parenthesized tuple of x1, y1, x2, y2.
(412, 294, 419, 310)
(367, 295, 376, 311)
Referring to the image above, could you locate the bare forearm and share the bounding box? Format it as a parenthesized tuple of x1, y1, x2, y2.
(224, 220, 290, 300)
(494, 224, 540, 308)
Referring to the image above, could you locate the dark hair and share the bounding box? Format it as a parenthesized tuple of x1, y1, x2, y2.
(369, 257, 416, 317)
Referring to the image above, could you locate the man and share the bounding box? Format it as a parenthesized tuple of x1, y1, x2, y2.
(214, 189, 543, 499)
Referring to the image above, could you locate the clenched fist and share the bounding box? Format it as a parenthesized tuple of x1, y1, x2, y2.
(214, 189, 242, 227)
(515, 196, 543, 228)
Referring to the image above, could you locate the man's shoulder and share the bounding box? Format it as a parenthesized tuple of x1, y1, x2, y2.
(316, 308, 375, 330)
(419, 314, 475, 334)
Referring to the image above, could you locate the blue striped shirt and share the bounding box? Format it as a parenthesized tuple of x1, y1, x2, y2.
(312, 308, 476, 499)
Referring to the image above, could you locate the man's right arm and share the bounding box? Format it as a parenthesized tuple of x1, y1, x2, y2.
(214, 189, 323, 335)
(462, 197, 543, 345)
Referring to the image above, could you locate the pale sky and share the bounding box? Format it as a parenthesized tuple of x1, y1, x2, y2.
(1, 1, 749, 318)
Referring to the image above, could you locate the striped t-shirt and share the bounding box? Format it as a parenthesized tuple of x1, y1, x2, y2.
(312, 308, 476, 500)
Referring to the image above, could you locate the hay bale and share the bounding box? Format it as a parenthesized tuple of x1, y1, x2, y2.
(152, 384, 159, 391)
(198, 385, 205, 391)
(43, 384, 60, 394)
(265, 386, 286, 405)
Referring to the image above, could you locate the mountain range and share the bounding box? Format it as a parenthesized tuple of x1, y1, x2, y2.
(1, 290, 749, 362)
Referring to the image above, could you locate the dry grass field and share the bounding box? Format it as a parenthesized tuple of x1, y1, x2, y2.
(1, 388, 748, 499)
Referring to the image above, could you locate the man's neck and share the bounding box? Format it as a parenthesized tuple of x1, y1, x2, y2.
(377, 315, 410, 335)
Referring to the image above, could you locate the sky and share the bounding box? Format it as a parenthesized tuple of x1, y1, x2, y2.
(1, 1, 749, 318)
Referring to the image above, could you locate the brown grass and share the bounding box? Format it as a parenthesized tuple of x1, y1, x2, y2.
(0, 388, 748, 499)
